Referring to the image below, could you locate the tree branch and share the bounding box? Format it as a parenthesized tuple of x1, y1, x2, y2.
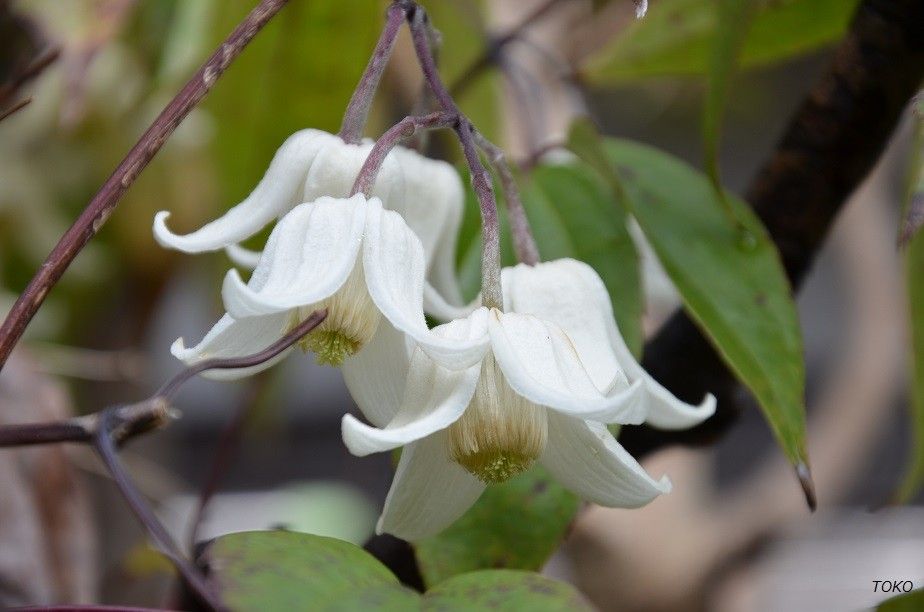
(0, 0, 292, 375)
(621, 0, 924, 458)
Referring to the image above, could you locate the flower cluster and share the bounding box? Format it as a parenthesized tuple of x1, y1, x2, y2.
(154, 130, 714, 541)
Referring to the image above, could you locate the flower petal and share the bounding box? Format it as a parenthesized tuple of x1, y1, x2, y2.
(154, 129, 335, 253)
(362, 199, 490, 369)
(489, 310, 646, 424)
(225, 244, 262, 269)
(541, 412, 671, 507)
(222, 195, 367, 318)
(504, 258, 714, 429)
(340, 321, 411, 428)
(341, 341, 480, 456)
(376, 431, 485, 541)
(170, 312, 290, 380)
(423, 282, 479, 322)
(389, 147, 466, 309)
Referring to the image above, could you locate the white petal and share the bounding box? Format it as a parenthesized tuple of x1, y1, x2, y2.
(302, 137, 404, 205)
(341, 321, 412, 428)
(222, 196, 367, 318)
(502, 261, 628, 393)
(423, 282, 479, 322)
(541, 412, 671, 507)
(342, 342, 480, 456)
(170, 312, 290, 380)
(505, 258, 714, 430)
(225, 244, 262, 269)
(488, 311, 646, 424)
(362, 199, 490, 369)
(153, 129, 335, 253)
(389, 147, 466, 309)
(376, 431, 485, 541)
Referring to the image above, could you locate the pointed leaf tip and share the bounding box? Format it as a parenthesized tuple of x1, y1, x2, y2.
(796, 462, 816, 511)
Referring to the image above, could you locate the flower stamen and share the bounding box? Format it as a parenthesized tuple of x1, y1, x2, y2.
(448, 353, 547, 483)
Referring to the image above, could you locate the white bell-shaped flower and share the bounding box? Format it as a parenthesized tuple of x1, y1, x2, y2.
(501, 258, 715, 429)
(153, 129, 464, 317)
(169, 194, 487, 381)
(340, 306, 671, 541)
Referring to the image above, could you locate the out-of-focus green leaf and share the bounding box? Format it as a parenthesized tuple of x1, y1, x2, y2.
(205, 531, 589, 610)
(414, 467, 579, 587)
(878, 589, 924, 611)
(585, 0, 858, 83)
(203, 1, 382, 205)
(205, 531, 418, 610)
(898, 97, 924, 247)
(895, 105, 924, 504)
(703, 0, 755, 203)
(602, 138, 808, 470)
(565, 118, 643, 356)
(424, 570, 593, 610)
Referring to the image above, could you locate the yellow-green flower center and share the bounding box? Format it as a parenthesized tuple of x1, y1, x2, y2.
(285, 263, 381, 367)
(448, 354, 548, 484)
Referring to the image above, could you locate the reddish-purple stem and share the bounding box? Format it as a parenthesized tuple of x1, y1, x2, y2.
(350, 111, 457, 196)
(339, 2, 406, 144)
(0, 0, 291, 375)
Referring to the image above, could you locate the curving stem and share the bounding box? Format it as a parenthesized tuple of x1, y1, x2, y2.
(339, 2, 407, 144)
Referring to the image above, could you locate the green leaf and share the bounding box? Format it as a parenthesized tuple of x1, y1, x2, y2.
(565, 119, 645, 356)
(585, 0, 859, 83)
(423, 570, 593, 611)
(205, 531, 418, 611)
(602, 138, 808, 470)
(703, 0, 755, 204)
(878, 589, 924, 612)
(414, 467, 580, 587)
(895, 109, 924, 503)
(204, 1, 383, 205)
(205, 531, 590, 611)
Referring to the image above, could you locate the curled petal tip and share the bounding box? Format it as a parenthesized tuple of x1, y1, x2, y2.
(796, 462, 817, 511)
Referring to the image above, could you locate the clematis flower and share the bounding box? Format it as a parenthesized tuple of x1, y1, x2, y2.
(168, 193, 486, 378)
(340, 306, 671, 541)
(501, 257, 715, 429)
(153, 128, 464, 317)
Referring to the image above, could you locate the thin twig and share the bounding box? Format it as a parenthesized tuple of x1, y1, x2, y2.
(156, 309, 326, 400)
(0, 46, 60, 107)
(339, 2, 406, 144)
(0, 0, 292, 374)
(0, 97, 32, 122)
(448, 0, 562, 98)
(350, 111, 457, 196)
(186, 376, 269, 552)
(94, 408, 224, 611)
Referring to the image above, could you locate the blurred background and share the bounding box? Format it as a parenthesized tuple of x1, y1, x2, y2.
(1, 0, 921, 610)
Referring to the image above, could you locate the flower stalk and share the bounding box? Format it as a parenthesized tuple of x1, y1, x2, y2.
(404, 2, 506, 309)
(338, 2, 406, 144)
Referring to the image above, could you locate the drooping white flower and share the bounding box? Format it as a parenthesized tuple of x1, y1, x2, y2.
(153, 128, 464, 317)
(169, 193, 487, 379)
(340, 306, 671, 541)
(501, 257, 715, 429)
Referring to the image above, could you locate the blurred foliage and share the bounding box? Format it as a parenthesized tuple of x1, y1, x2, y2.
(584, 0, 859, 82)
(895, 104, 924, 504)
(878, 588, 924, 612)
(206, 530, 590, 610)
(415, 466, 580, 587)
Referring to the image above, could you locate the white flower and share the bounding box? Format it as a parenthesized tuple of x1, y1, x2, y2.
(169, 193, 486, 379)
(153, 128, 464, 317)
(340, 306, 669, 541)
(501, 257, 715, 429)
